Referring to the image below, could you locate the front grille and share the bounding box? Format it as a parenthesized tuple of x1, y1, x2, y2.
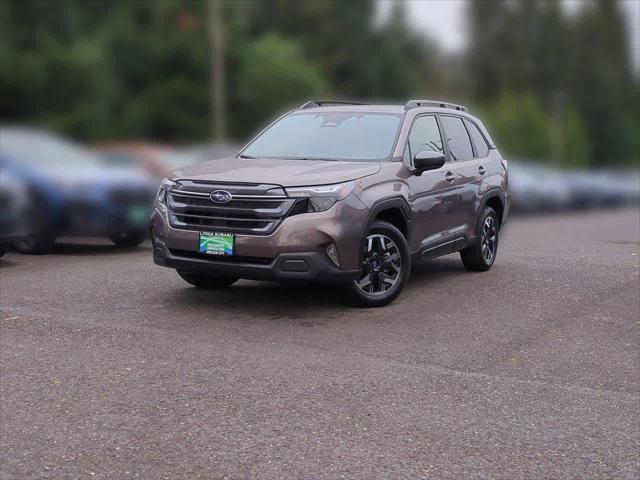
(166, 181, 297, 235)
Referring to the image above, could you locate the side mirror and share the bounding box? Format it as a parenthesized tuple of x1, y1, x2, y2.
(413, 150, 445, 175)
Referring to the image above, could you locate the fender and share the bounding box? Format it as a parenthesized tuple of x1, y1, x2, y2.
(357, 196, 412, 263)
(478, 187, 506, 225)
(480, 187, 503, 206)
(364, 195, 411, 230)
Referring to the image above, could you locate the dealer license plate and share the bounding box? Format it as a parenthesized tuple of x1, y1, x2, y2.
(199, 231, 234, 256)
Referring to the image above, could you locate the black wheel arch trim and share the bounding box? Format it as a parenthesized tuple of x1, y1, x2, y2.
(479, 188, 505, 225)
(359, 196, 412, 264)
(364, 196, 411, 233)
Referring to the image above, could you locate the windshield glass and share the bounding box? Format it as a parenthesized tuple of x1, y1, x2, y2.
(243, 112, 402, 161)
(1, 129, 102, 168)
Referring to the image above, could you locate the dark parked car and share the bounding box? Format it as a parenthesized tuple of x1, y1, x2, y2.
(0, 171, 29, 257)
(151, 100, 510, 307)
(0, 127, 158, 253)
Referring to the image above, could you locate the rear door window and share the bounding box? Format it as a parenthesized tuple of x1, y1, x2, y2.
(440, 116, 473, 161)
(464, 119, 489, 158)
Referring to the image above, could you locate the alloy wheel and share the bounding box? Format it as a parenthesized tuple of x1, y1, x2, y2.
(354, 234, 402, 296)
(481, 216, 497, 264)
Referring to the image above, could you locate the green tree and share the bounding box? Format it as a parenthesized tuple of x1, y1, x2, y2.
(235, 34, 328, 135)
(0, 0, 213, 141)
(467, 0, 638, 167)
(480, 92, 591, 166)
(1, 0, 439, 142)
(361, 2, 440, 99)
(557, 106, 591, 167)
(480, 92, 551, 162)
(467, 0, 511, 98)
(241, 0, 376, 97)
(570, 0, 639, 166)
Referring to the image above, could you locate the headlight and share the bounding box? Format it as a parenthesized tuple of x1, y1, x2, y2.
(157, 178, 176, 204)
(286, 181, 355, 212)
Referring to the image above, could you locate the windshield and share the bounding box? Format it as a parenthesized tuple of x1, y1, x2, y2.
(1, 129, 102, 168)
(242, 112, 402, 161)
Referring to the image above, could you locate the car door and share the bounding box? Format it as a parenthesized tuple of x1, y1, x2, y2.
(462, 118, 493, 227)
(438, 115, 478, 243)
(403, 115, 463, 257)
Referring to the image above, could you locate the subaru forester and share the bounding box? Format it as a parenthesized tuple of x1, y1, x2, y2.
(151, 100, 510, 307)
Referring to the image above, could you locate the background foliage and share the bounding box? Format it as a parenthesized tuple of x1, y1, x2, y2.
(0, 0, 638, 167)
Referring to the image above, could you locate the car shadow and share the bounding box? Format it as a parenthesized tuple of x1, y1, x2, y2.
(0, 256, 20, 268)
(49, 240, 152, 256)
(163, 254, 468, 322)
(166, 280, 347, 323)
(408, 255, 467, 285)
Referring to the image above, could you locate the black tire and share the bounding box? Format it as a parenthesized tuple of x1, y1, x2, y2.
(345, 220, 411, 308)
(0, 243, 9, 258)
(12, 231, 55, 254)
(460, 207, 499, 271)
(177, 270, 238, 289)
(109, 231, 146, 248)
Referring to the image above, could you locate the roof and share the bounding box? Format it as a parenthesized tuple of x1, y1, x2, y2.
(294, 104, 407, 115)
(294, 99, 470, 115)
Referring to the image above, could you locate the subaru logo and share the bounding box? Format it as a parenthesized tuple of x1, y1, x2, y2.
(210, 190, 232, 203)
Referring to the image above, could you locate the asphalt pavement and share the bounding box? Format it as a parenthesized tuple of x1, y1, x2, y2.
(1, 208, 639, 480)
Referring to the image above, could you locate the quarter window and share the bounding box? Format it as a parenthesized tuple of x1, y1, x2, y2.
(407, 116, 443, 164)
(464, 119, 489, 158)
(440, 116, 473, 161)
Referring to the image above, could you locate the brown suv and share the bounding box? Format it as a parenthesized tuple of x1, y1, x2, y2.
(151, 100, 510, 307)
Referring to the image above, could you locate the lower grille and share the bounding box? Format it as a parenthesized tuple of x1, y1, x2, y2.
(169, 248, 273, 265)
(167, 181, 297, 235)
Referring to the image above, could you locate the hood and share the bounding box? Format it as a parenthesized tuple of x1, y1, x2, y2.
(170, 157, 381, 186)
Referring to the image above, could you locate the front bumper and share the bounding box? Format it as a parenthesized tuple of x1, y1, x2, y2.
(150, 192, 369, 282)
(152, 235, 360, 282)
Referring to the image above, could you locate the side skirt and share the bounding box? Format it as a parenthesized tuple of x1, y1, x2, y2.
(414, 233, 477, 261)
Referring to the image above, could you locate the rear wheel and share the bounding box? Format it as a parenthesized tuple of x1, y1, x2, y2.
(13, 231, 55, 254)
(109, 231, 146, 247)
(345, 220, 410, 308)
(460, 207, 499, 271)
(177, 270, 238, 289)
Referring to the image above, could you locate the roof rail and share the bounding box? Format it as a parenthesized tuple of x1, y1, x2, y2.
(404, 99, 467, 112)
(299, 100, 367, 109)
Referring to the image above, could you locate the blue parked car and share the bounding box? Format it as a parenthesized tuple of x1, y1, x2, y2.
(0, 127, 158, 253)
(0, 171, 29, 257)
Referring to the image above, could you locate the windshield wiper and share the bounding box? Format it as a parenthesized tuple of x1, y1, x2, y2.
(241, 154, 339, 161)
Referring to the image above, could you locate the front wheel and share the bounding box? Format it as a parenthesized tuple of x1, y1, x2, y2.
(109, 231, 146, 248)
(0, 243, 9, 258)
(177, 270, 238, 289)
(345, 220, 411, 308)
(460, 207, 499, 271)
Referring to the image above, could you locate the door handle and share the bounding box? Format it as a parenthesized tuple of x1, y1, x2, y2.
(478, 165, 487, 175)
(445, 171, 456, 184)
